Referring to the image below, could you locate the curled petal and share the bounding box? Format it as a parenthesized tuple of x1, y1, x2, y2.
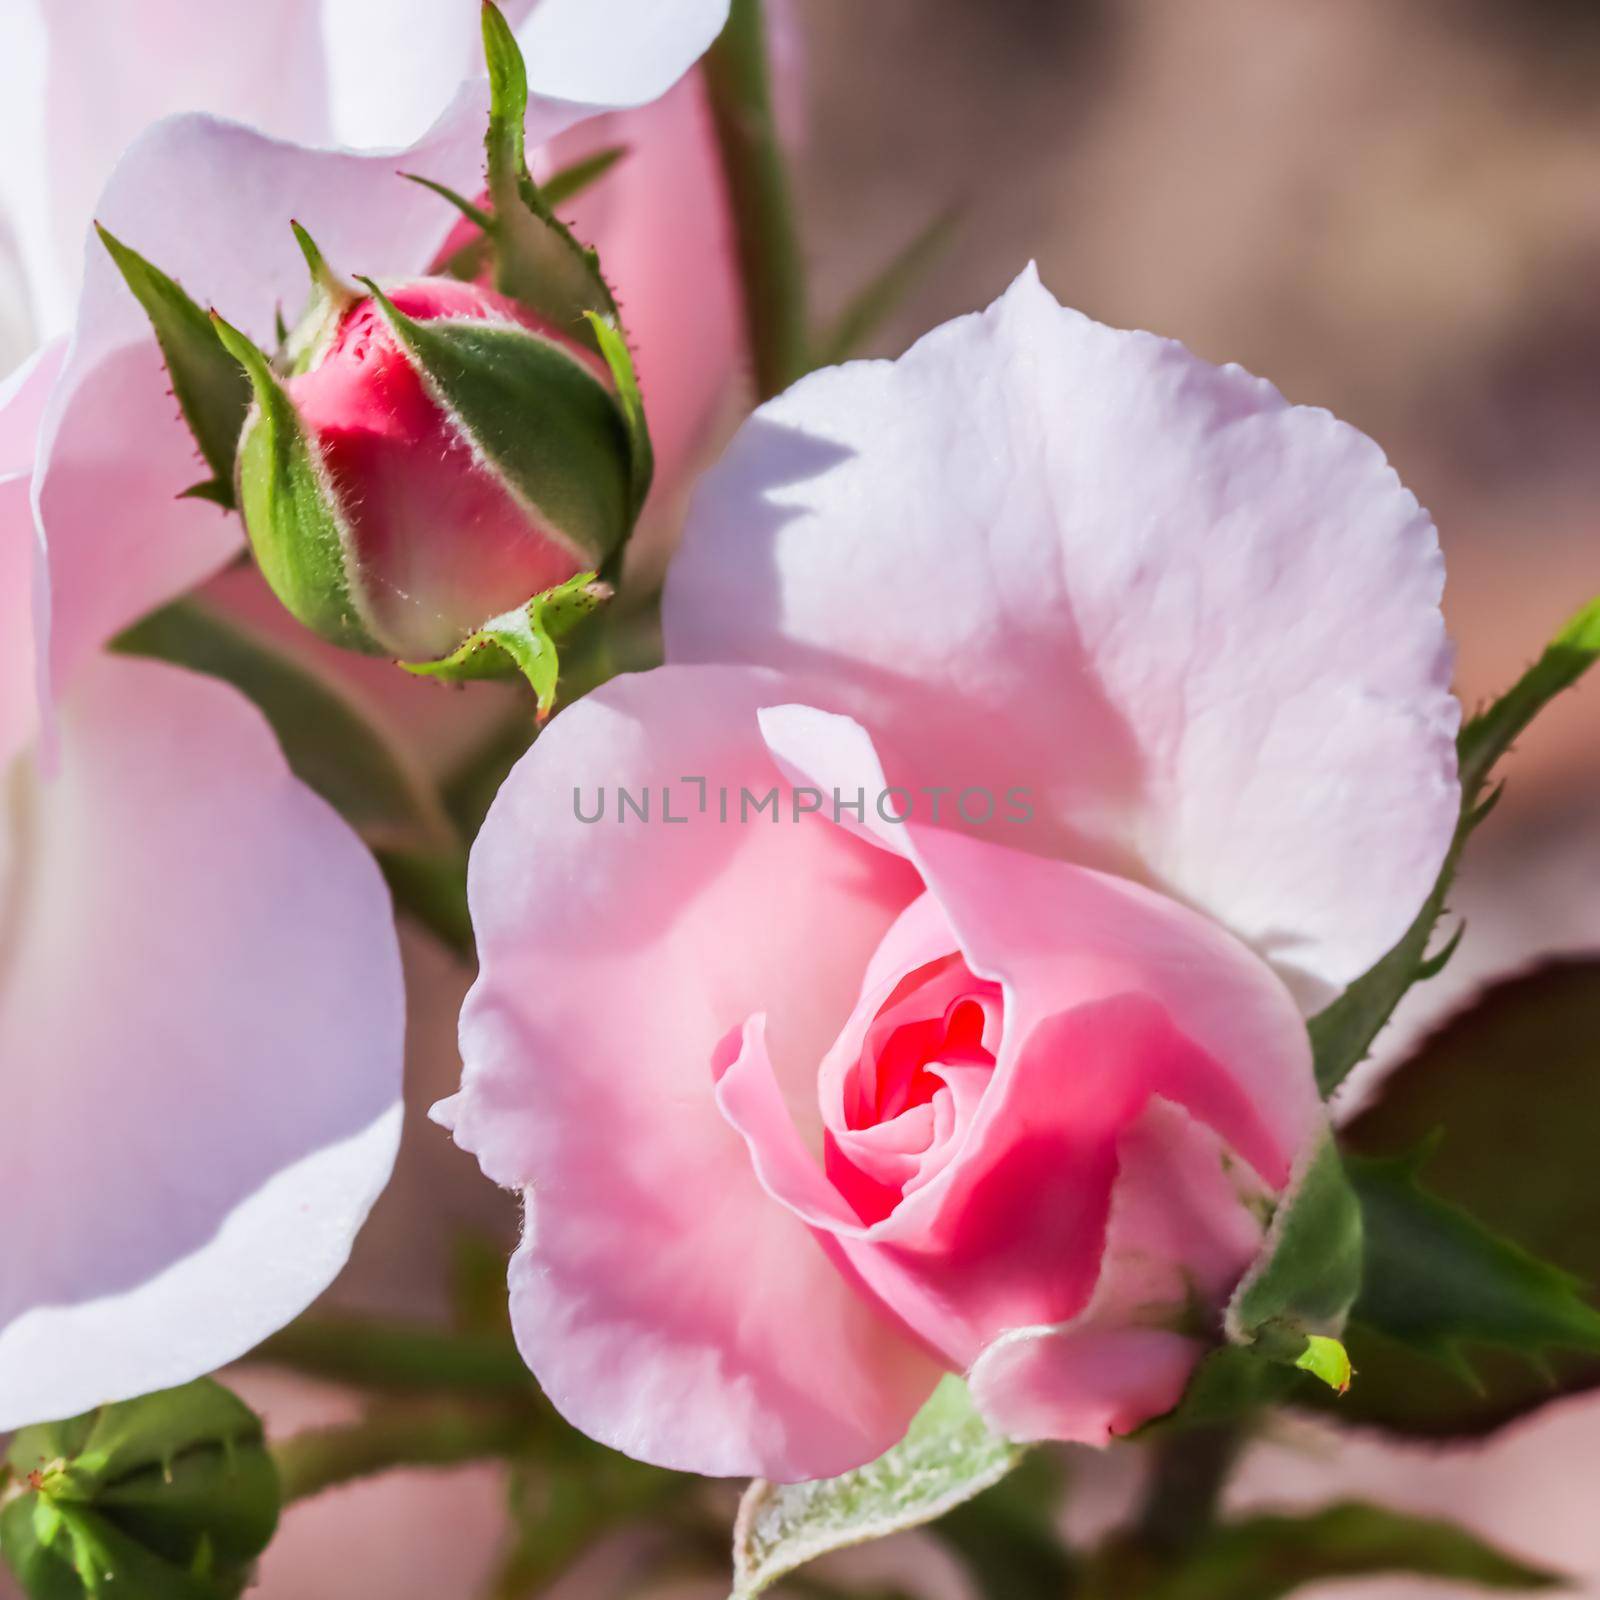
(444, 664, 939, 1480)
(968, 1099, 1270, 1444)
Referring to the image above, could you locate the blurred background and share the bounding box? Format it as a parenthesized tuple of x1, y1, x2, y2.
(5, 1, 1596, 1595)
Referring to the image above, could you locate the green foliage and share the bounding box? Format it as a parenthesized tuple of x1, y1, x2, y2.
(479, 1, 620, 338)
(1225, 1137, 1362, 1381)
(728, 1378, 1024, 1599)
(931, 1450, 1074, 1600)
(583, 310, 655, 524)
(1143, 1139, 1363, 1435)
(1083, 1502, 1561, 1599)
(1330, 960, 1600, 1436)
(361, 280, 634, 571)
(0, 1381, 279, 1600)
(95, 226, 251, 506)
(1311, 591, 1598, 1095)
(402, 571, 610, 716)
(542, 145, 630, 209)
(282, 222, 357, 375)
(114, 598, 450, 853)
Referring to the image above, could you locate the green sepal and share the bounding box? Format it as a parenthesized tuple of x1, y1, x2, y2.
(1311, 589, 1599, 1095)
(1225, 1135, 1363, 1368)
(401, 173, 493, 233)
(95, 226, 250, 508)
(426, 146, 630, 284)
(728, 1377, 1025, 1600)
(360, 279, 633, 568)
(401, 571, 611, 716)
(479, 2, 620, 342)
(583, 311, 654, 523)
(113, 598, 453, 855)
(210, 313, 378, 654)
(282, 222, 357, 376)
(1, 1380, 280, 1600)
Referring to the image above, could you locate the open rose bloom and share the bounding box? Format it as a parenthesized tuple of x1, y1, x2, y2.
(440, 268, 1461, 1480)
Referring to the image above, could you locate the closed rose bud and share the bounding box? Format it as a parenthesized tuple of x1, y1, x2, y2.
(219, 275, 637, 662)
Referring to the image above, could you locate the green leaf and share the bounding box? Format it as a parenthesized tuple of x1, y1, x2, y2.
(478, 2, 619, 338)
(402, 572, 611, 716)
(211, 313, 379, 654)
(583, 311, 654, 523)
(360, 280, 633, 572)
(815, 208, 961, 368)
(95, 226, 251, 507)
(1348, 1152, 1600, 1372)
(1329, 959, 1600, 1436)
(374, 848, 474, 960)
(728, 1377, 1024, 1600)
(114, 598, 451, 853)
(1089, 1502, 1561, 1600)
(1311, 590, 1599, 1095)
(930, 1451, 1074, 1600)
(1, 1380, 280, 1600)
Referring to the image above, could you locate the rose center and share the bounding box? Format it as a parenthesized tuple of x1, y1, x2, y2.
(826, 955, 1004, 1224)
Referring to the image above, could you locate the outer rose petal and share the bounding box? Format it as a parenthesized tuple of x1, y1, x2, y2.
(0, 343, 62, 767)
(443, 664, 940, 1479)
(968, 1098, 1270, 1444)
(0, 653, 404, 1430)
(317, 0, 732, 145)
(0, 0, 331, 339)
(509, 0, 732, 109)
(666, 266, 1460, 1004)
(0, 0, 734, 336)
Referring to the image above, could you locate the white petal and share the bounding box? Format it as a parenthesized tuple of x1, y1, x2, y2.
(0, 653, 404, 1429)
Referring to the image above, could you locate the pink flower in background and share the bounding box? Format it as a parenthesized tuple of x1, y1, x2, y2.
(0, 342, 403, 1430)
(2, 0, 743, 747)
(0, 0, 734, 340)
(440, 269, 1461, 1479)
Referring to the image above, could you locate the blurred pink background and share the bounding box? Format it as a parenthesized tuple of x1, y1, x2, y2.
(4, 1, 1597, 1595)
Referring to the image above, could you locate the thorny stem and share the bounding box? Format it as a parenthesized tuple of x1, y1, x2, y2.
(703, 0, 809, 399)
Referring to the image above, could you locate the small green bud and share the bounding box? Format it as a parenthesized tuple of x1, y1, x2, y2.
(0, 1380, 280, 1600)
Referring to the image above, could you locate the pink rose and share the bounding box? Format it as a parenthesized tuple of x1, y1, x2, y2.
(0, 0, 734, 338)
(0, 339, 403, 1429)
(439, 268, 1460, 1479)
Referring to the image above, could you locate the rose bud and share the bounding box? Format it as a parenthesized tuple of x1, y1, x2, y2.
(216, 271, 635, 664)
